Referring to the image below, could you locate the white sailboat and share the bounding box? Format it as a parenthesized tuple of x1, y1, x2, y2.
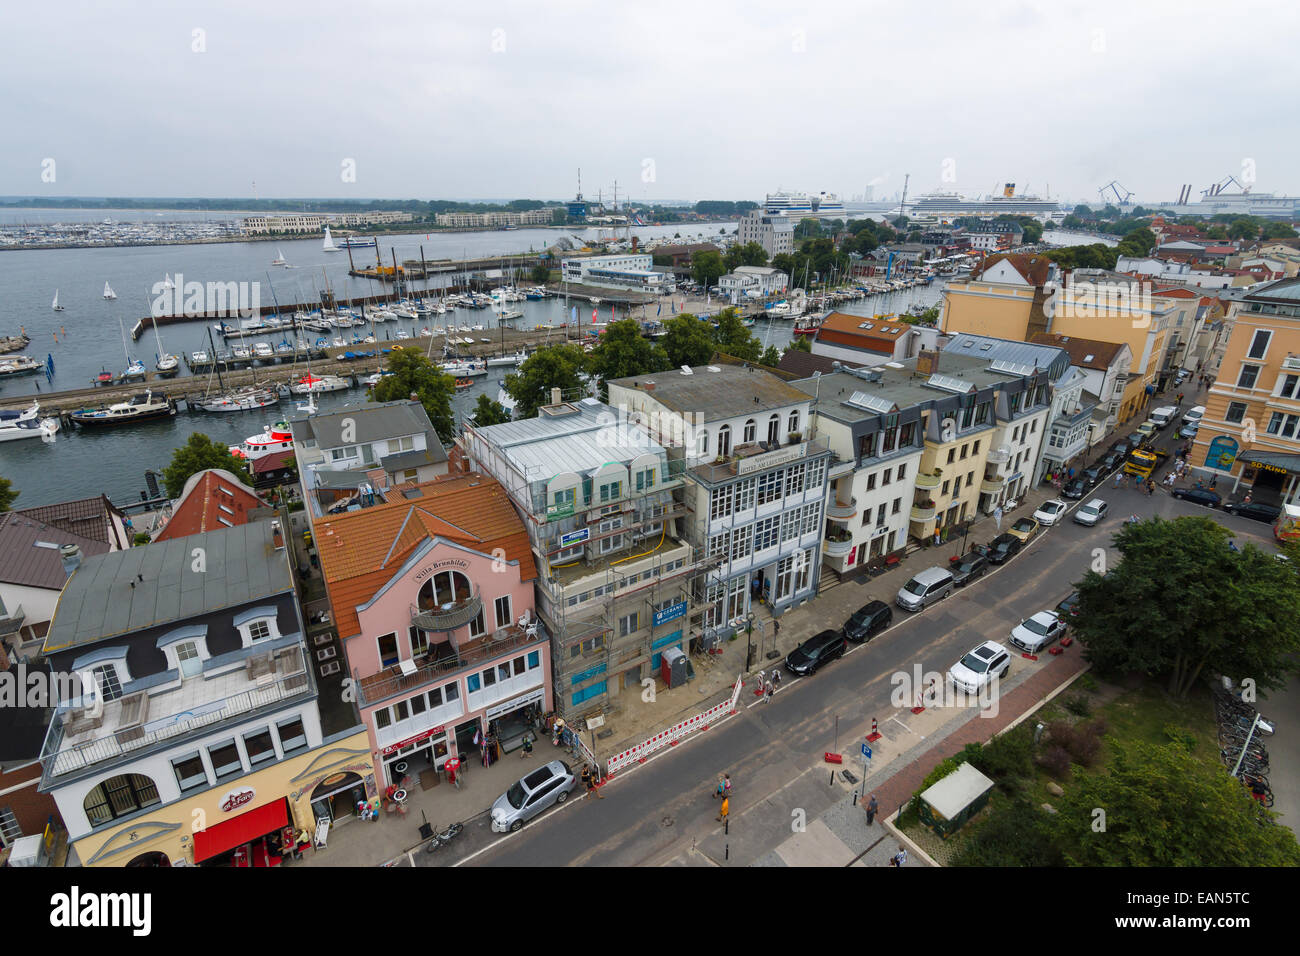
(322, 227, 340, 253)
(52, 290, 65, 312)
(271, 247, 288, 267)
(103, 282, 117, 300)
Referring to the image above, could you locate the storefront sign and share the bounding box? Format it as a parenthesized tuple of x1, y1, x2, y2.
(559, 527, 590, 547)
(414, 560, 469, 583)
(220, 787, 256, 813)
(381, 725, 445, 756)
(737, 442, 808, 475)
(486, 687, 544, 720)
(653, 600, 687, 627)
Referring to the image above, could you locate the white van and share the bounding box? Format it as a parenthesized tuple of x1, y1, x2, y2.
(1149, 406, 1177, 429)
(896, 566, 955, 612)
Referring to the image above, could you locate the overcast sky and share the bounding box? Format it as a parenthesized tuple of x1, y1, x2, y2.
(5, 0, 1297, 205)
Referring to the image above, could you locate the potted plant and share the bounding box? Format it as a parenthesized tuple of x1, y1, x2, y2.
(788, 431, 803, 443)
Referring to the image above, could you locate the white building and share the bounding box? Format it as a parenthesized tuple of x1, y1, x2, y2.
(561, 254, 673, 293)
(738, 211, 795, 259)
(718, 266, 789, 303)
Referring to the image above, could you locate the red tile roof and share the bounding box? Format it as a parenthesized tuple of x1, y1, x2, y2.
(152, 470, 263, 543)
(813, 311, 911, 356)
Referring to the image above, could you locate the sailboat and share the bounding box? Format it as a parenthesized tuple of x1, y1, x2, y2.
(154, 322, 179, 377)
(103, 282, 117, 300)
(271, 247, 288, 267)
(52, 290, 65, 312)
(322, 226, 340, 253)
(118, 318, 147, 382)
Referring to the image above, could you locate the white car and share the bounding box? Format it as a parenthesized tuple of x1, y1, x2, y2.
(1073, 498, 1108, 526)
(1033, 499, 1068, 527)
(1009, 610, 1068, 653)
(948, 641, 1011, 694)
(1182, 405, 1206, 425)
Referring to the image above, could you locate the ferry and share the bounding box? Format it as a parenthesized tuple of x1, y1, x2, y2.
(229, 423, 295, 462)
(338, 236, 377, 248)
(70, 391, 175, 428)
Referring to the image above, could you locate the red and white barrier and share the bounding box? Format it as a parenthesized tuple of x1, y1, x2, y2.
(605, 675, 744, 777)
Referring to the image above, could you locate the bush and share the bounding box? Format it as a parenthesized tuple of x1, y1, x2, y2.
(951, 799, 1066, 867)
(970, 723, 1035, 783)
(1036, 744, 1073, 779)
(132, 532, 150, 546)
(1076, 673, 1099, 693)
(1063, 694, 1092, 717)
(1163, 723, 1197, 752)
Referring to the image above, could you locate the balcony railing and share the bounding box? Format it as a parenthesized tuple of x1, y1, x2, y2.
(410, 590, 482, 632)
(0, 602, 24, 638)
(980, 475, 1006, 495)
(910, 503, 937, 522)
(914, 471, 941, 491)
(823, 536, 853, 557)
(688, 437, 830, 484)
(986, 446, 1011, 464)
(825, 496, 857, 520)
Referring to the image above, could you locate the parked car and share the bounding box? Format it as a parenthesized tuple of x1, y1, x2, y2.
(1223, 500, 1282, 524)
(896, 566, 956, 612)
(951, 552, 989, 587)
(785, 628, 847, 675)
(1171, 487, 1222, 508)
(1008, 517, 1039, 542)
(1149, 406, 1177, 429)
(844, 600, 893, 643)
(1061, 477, 1088, 500)
(1055, 590, 1081, 620)
(490, 760, 578, 833)
(1178, 422, 1199, 439)
(1082, 464, 1105, 485)
(947, 640, 1011, 694)
(1182, 405, 1206, 426)
(1073, 498, 1109, 526)
(1109, 439, 1135, 459)
(1033, 499, 1068, 527)
(1134, 421, 1158, 443)
(987, 533, 1023, 564)
(1099, 451, 1124, 471)
(1009, 610, 1068, 653)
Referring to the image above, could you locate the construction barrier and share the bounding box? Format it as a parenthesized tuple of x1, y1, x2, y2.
(605, 675, 744, 777)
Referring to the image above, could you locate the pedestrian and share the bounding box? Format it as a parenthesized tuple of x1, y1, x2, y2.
(1244, 493, 1253, 505)
(1113, 472, 1123, 490)
(723, 772, 731, 799)
(763, 678, 774, 702)
(1067, 467, 1075, 481)
(890, 846, 907, 867)
(865, 794, 878, 826)
(582, 764, 605, 799)
(1177, 392, 1184, 406)
(1146, 479, 1155, 496)
(716, 795, 730, 823)
(773, 619, 780, 640)
(713, 773, 724, 799)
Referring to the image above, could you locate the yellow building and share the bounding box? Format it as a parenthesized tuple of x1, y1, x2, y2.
(942, 254, 1176, 423)
(1192, 278, 1300, 506)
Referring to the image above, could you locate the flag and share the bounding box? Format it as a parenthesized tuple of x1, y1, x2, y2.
(657, 302, 661, 316)
(571, 306, 577, 323)
(592, 308, 597, 323)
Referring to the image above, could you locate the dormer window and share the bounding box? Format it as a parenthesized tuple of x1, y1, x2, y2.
(71, 647, 132, 707)
(158, 625, 210, 679)
(233, 607, 282, 648)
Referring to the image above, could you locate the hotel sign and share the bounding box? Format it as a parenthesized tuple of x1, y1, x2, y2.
(220, 788, 256, 813)
(737, 442, 808, 475)
(414, 559, 469, 583)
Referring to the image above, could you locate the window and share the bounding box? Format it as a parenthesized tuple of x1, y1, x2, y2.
(801, 502, 822, 536)
(743, 419, 756, 444)
(278, 717, 308, 755)
(388, 436, 415, 454)
(946, 448, 955, 464)
(377, 632, 399, 668)
(409, 626, 429, 658)
(619, 612, 640, 637)
(866, 472, 877, 491)
(172, 754, 207, 793)
(754, 516, 780, 552)
(767, 414, 780, 445)
(1267, 413, 1299, 439)
(175, 641, 201, 678)
(757, 471, 782, 505)
(960, 443, 968, 460)
(787, 410, 800, 435)
(781, 511, 800, 542)
(972, 441, 980, 455)
(244, 728, 276, 767)
(717, 424, 732, 458)
(730, 524, 753, 561)
(635, 467, 655, 492)
(248, 620, 271, 642)
(882, 468, 892, 486)
(1225, 402, 1248, 425)
(785, 463, 805, 496)
(807, 458, 825, 489)
(209, 740, 243, 780)
(83, 774, 160, 827)
(1278, 374, 1299, 400)
(896, 463, 907, 480)
(599, 480, 623, 503)
(941, 480, 950, 496)
(735, 478, 755, 512)
(1248, 329, 1272, 360)
(710, 484, 733, 520)
(494, 595, 513, 630)
(553, 487, 576, 510)
(876, 504, 887, 528)
(892, 497, 902, 515)
(417, 570, 473, 609)
(91, 665, 122, 703)
(468, 609, 486, 638)
(966, 472, 974, 488)
(1237, 365, 1260, 390)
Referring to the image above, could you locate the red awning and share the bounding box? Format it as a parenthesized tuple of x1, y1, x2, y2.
(193, 798, 290, 863)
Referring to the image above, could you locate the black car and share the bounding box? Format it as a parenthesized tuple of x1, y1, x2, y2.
(1082, 465, 1104, 485)
(986, 533, 1023, 565)
(843, 601, 893, 643)
(1055, 590, 1081, 620)
(785, 629, 847, 676)
(1109, 439, 1135, 459)
(1098, 451, 1124, 472)
(1061, 477, 1088, 500)
(951, 552, 989, 586)
(1171, 487, 1222, 508)
(1223, 500, 1282, 524)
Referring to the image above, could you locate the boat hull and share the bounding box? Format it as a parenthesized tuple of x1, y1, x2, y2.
(71, 406, 174, 427)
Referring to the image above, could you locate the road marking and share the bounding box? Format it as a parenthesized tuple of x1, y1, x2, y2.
(407, 850, 415, 867)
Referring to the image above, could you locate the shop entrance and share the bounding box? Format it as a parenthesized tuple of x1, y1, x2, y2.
(382, 732, 449, 788)
(310, 772, 366, 826)
(453, 718, 482, 764)
(1246, 466, 1286, 504)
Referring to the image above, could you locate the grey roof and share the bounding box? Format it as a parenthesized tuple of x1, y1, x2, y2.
(292, 399, 437, 450)
(313, 468, 377, 490)
(473, 397, 666, 481)
(608, 364, 809, 422)
(12, 495, 126, 549)
(43, 522, 293, 654)
(383, 438, 448, 471)
(0, 513, 111, 591)
(1244, 277, 1300, 302)
(942, 333, 1071, 384)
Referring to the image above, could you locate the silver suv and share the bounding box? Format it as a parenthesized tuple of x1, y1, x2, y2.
(490, 760, 578, 833)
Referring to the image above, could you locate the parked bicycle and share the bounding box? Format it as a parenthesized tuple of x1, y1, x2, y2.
(424, 821, 464, 853)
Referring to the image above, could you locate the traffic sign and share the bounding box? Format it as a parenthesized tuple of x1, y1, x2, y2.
(861, 743, 872, 759)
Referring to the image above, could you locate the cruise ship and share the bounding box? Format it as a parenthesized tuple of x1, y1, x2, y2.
(1164, 190, 1300, 220)
(764, 190, 846, 217)
(905, 184, 1065, 222)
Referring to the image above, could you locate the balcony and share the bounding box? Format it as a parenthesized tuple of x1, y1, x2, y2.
(986, 445, 1011, 465)
(910, 503, 937, 522)
(0, 602, 24, 639)
(410, 590, 482, 633)
(980, 474, 1006, 495)
(826, 496, 857, 520)
(914, 471, 941, 491)
(689, 437, 830, 485)
(823, 533, 854, 557)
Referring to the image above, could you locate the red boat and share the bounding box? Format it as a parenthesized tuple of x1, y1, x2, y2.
(792, 326, 818, 336)
(96, 369, 114, 385)
(455, 378, 474, 389)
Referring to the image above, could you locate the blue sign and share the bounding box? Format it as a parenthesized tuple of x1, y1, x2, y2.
(861, 743, 872, 759)
(559, 527, 590, 547)
(1206, 435, 1238, 472)
(652, 601, 687, 627)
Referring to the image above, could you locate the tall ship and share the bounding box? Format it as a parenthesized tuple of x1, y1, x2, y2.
(905, 183, 1064, 221)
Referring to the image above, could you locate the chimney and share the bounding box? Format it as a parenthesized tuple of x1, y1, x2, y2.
(410, 392, 419, 403)
(550, 387, 561, 405)
(915, 348, 940, 376)
(60, 544, 82, 576)
(272, 520, 285, 551)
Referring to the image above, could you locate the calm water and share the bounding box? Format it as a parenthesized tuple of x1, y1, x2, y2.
(0, 223, 944, 508)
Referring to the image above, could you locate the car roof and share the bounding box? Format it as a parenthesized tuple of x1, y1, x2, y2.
(1083, 498, 1106, 509)
(1028, 610, 1060, 625)
(992, 532, 1017, 543)
(857, 600, 888, 614)
(973, 640, 1007, 657)
(1013, 517, 1035, 525)
(1039, 499, 1065, 509)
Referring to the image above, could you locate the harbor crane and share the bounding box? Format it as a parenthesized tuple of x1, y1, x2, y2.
(1202, 175, 1246, 198)
(1098, 181, 1133, 205)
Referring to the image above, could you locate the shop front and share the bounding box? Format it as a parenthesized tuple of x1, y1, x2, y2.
(193, 794, 295, 867)
(1234, 450, 1300, 505)
(379, 727, 451, 790)
(309, 771, 369, 826)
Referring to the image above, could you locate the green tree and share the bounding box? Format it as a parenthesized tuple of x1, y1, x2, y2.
(471, 394, 512, 426)
(586, 319, 669, 397)
(724, 241, 769, 270)
(712, 308, 761, 362)
(529, 263, 551, 285)
(787, 336, 811, 353)
(0, 477, 18, 513)
(162, 433, 251, 499)
(1072, 204, 1094, 219)
(1073, 516, 1300, 696)
(661, 314, 716, 368)
(504, 344, 587, 419)
(771, 253, 798, 276)
(690, 250, 726, 288)
(372, 348, 456, 443)
(1262, 222, 1299, 240)
(759, 345, 782, 368)
(1228, 218, 1259, 241)
(794, 218, 823, 240)
(1205, 224, 1228, 240)
(1053, 738, 1300, 866)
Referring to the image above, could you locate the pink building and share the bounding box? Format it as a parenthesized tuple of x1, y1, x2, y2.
(315, 475, 549, 788)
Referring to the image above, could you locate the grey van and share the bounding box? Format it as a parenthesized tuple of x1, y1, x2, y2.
(896, 566, 955, 612)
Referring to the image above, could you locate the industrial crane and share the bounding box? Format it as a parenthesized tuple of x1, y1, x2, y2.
(1098, 181, 1133, 205)
(1202, 175, 1246, 198)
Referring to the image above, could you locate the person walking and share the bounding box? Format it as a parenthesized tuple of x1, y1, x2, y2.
(1146, 479, 1155, 496)
(723, 772, 731, 799)
(763, 678, 774, 703)
(713, 774, 725, 799)
(582, 764, 605, 799)
(1113, 471, 1123, 490)
(890, 846, 907, 867)
(716, 795, 730, 823)
(865, 794, 878, 827)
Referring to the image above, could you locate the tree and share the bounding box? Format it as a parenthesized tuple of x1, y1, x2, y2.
(0, 477, 18, 513)
(1262, 222, 1298, 240)
(724, 241, 768, 270)
(586, 319, 669, 396)
(1072, 204, 1094, 219)
(690, 250, 726, 288)
(1073, 516, 1300, 697)
(661, 314, 715, 368)
(787, 336, 811, 353)
(1228, 218, 1259, 241)
(372, 348, 456, 443)
(162, 434, 251, 499)
(529, 263, 551, 285)
(712, 308, 761, 362)
(794, 218, 823, 240)
(1053, 738, 1300, 866)
(504, 344, 587, 419)
(471, 394, 512, 426)
(1205, 224, 1228, 240)
(760, 345, 782, 368)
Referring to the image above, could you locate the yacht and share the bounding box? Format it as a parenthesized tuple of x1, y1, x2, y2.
(229, 422, 295, 461)
(0, 355, 42, 378)
(253, 342, 275, 360)
(0, 403, 59, 443)
(438, 360, 488, 377)
(271, 248, 288, 267)
(52, 290, 65, 312)
(156, 353, 180, 377)
(322, 226, 340, 253)
(103, 282, 117, 300)
(486, 349, 528, 367)
(198, 387, 281, 413)
(120, 359, 148, 382)
(70, 391, 175, 428)
(289, 373, 350, 395)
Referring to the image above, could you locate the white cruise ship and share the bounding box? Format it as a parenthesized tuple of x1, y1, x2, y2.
(764, 190, 846, 217)
(906, 185, 1064, 221)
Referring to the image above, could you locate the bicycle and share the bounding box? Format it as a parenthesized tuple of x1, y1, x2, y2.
(424, 821, 464, 853)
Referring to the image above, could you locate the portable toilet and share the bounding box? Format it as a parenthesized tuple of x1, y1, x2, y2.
(660, 646, 688, 689)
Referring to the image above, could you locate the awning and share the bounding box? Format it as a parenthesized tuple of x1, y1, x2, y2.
(1236, 450, 1300, 474)
(193, 797, 290, 863)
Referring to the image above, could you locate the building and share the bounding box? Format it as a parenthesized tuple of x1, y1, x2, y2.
(37, 522, 372, 867)
(461, 398, 700, 716)
(608, 365, 830, 634)
(718, 266, 789, 303)
(1028, 333, 1133, 442)
(650, 242, 722, 270)
(737, 211, 795, 259)
(811, 311, 917, 365)
(313, 475, 549, 789)
(290, 400, 449, 520)
(434, 208, 559, 228)
(560, 254, 673, 293)
(151, 469, 265, 544)
(1192, 278, 1300, 505)
(242, 211, 414, 235)
(0, 652, 64, 854)
(965, 220, 1024, 252)
(0, 514, 111, 651)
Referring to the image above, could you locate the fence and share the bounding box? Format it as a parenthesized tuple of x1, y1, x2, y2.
(605, 675, 744, 777)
